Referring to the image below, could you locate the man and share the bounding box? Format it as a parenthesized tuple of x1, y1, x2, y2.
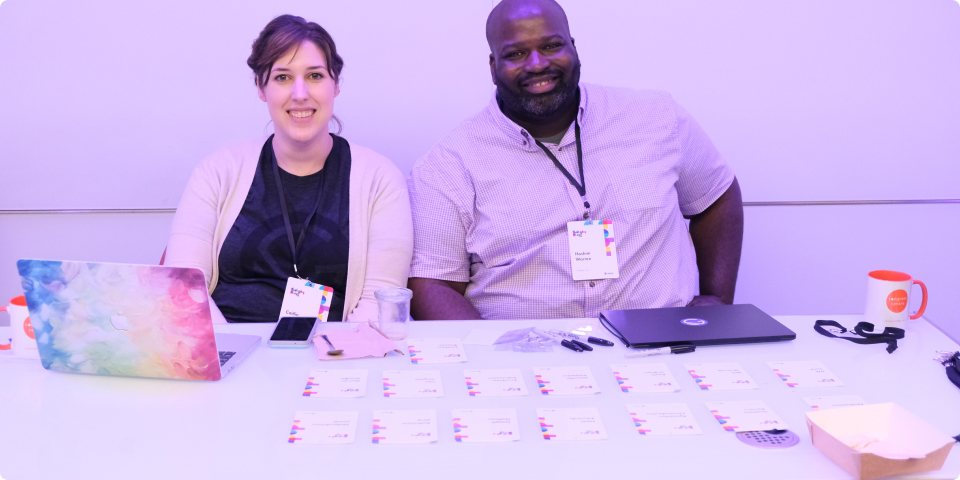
(407, 0, 743, 320)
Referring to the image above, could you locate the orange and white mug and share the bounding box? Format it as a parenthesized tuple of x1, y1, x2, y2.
(1, 295, 40, 359)
(864, 270, 928, 329)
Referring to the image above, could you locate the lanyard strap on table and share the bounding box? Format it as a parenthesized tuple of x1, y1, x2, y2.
(534, 120, 590, 210)
(813, 320, 905, 354)
(271, 145, 326, 279)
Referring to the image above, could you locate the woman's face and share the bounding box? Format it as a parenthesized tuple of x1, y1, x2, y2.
(258, 40, 339, 145)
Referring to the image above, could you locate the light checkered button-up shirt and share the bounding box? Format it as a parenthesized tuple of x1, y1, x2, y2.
(408, 84, 735, 319)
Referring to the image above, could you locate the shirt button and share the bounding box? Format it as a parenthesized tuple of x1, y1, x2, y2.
(582, 212, 589, 219)
(522, 141, 527, 145)
(589, 281, 596, 287)
(558, 147, 563, 151)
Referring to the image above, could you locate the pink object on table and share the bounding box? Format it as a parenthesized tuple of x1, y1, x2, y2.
(313, 322, 403, 360)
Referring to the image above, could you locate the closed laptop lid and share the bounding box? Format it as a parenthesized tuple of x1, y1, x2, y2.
(600, 304, 796, 348)
(17, 259, 223, 381)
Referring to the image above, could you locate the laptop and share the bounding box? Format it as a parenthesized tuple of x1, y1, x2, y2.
(599, 304, 796, 349)
(16, 259, 261, 381)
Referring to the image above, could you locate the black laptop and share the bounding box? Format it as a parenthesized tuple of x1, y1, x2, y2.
(599, 304, 796, 349)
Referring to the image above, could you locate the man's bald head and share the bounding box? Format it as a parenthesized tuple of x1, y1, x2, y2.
(486, 0, 571, 55)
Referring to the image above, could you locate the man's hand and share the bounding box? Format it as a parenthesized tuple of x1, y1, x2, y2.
(408, 277, 483, 320)
(686, 295, 726, 307)
(686, 178, 744, 305)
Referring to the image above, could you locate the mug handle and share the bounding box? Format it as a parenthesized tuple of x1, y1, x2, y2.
(909, 280, 928, 319)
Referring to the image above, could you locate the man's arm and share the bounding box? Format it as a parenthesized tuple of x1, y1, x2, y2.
(408, 278, 482, 320)
(685, 177, 744, 306)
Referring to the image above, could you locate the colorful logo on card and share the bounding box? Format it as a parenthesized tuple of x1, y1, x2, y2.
(629, 413, 652, 435)
(601, 220, 614, 256)
(453, 418, 468, 442)
(535, 375, 553, 395)
(372, 419, 386, 443)
(317, 286, 334, 320)
(303, 376, 321, 396)
(383, 378, 397, 397)
(710, 410, 738, 432)
(465, 377, 481, 396)
(688, 370, 713, 390)
(408, 345, 423, 364)
(289, 288, 305, 297)
(572, 230, 586, 237)
(539, 417, 556, 439)
(613, 372, 632, 392)
(772, 369, 799, 387)
(288, 420, 306, 443)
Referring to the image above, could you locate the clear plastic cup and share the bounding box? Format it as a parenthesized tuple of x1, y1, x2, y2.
(375, 287, 413, 340)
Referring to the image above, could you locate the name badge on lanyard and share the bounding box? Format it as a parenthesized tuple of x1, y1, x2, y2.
(269, 137, 336, 321)
(567, 220, 620, 281)
(279, 278, 335, 322)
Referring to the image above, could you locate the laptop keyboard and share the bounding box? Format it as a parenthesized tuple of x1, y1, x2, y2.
(218, 351, 236, 366)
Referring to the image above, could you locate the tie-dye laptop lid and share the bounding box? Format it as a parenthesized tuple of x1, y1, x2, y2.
(17, 259, 228, 381)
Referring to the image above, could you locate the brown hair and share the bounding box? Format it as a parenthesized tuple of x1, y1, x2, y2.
(247, 15, 345, 132)
(248, 15, 344, 88)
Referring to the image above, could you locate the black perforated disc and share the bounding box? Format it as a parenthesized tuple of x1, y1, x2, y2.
(736, 429, 800, 449)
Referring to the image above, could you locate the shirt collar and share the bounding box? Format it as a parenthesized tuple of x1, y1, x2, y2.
(488, 84, 589, 151)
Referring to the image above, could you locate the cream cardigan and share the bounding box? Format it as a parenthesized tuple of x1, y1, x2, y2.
(165, 137, 413, 323)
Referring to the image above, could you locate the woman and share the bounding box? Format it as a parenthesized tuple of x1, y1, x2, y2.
(165, 15, 412, 323)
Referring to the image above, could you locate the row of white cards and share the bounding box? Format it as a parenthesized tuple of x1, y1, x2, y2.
(301, 361, 845, 398)
(288, 395, 867, 445)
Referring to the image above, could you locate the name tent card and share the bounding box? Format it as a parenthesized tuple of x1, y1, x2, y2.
(452, 409, 521, 443)
(302, 369, 368, 398)
(537, 408, 609, 441)
(463, 369, 529, 397)
(406, 338, 468, 364)
(684, 362, 759, 391)
(767, 361, 844, 388)
(611, 363, 681, 393)
(533, 366, 602, 395)
(382, 370, 444, 398)
(705, 400, 789, 432)
(626, 403, 703, 436)
(372, 410, 438, 444)
(288, 411, 358, 445)
(804, 395, 867, 411)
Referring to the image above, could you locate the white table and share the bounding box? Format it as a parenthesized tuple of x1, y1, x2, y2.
(1, 315, 958, 480)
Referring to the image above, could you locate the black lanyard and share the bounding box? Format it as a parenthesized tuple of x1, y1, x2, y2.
(534, 120, 590, 213)
(271, 144, 326, 279)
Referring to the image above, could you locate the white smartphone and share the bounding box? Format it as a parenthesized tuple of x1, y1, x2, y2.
(268, 316, 319, 347)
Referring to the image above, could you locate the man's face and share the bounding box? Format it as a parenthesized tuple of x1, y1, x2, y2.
(489, 13, 580, 121)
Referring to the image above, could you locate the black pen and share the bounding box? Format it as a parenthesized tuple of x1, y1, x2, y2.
(560, 339, 584, 352)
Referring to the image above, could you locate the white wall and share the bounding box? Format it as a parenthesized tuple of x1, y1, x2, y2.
(1, 1, 958, 341)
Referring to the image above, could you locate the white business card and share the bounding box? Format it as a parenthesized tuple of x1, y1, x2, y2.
(536, 408, 608, 441)
(382, 370, 444, 398)
(452, 408, 521, 443)
(611, 363, 681, 393)
(463, 369, 528, 397)
(288, 411, 358, 444)
(803, 395, 867, 411)
(533, 366, 601, 395)
(302, 369, 368, 398)
(705, 400, 788, 432)
(684, 362, 758, 391)
(407, 338, 468, 364)
(626, 403, 703, 436)
(372, 410, 438, 444)
(767, 361, 844, 388)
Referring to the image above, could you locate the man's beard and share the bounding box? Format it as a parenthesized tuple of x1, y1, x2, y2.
(495, 61, 581, 123)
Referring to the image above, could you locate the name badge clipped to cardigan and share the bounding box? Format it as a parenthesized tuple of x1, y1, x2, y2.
(279, 278, 335, 322)
(567, 220, 620, 281)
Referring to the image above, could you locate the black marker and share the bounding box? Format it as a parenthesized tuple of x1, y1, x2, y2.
(587, 336, 614, 347)
(560, 339, 584, 352)
(571, 339, 593, 351)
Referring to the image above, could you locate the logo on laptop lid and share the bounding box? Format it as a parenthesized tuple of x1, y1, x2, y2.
(681, 318, 708, 326)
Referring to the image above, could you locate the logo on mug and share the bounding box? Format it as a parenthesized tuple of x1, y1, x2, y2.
(886, 289, 908, 313)
(681, 318, 708, 326)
